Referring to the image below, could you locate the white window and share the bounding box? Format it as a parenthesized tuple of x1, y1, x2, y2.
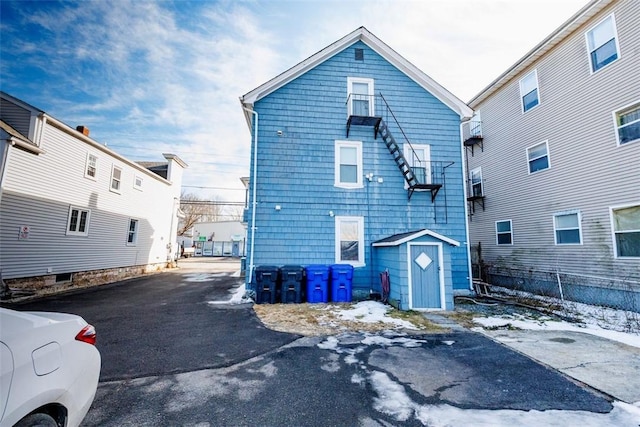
(85, 153, 97, 179)
(613, 101, 640, 146)
(585, 14, 620, 73)
(335, 216, 364, 266)
(347, 77, 374, 117)
(554, 211, 582, 245)
(66, 206, 90, 236)
(527, 140, 550, 174)
(110, 165, 122, 193)
(611, 204, 640, 258)
(134, 175, 143, 190)
(519, 70, 539, 112)
(403, 144, 431, 187)
(127, 219, 139, 245)
(470, 167, 483, 197)
(335, 140, 363, 189)
(496, 220, 512, 245)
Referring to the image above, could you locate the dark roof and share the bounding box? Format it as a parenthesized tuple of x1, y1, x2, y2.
(373, 230, 426, 245)
(137, 161, 168, 179)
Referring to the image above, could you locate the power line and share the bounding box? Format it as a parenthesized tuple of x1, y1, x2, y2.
(182, 185, 245, 191)
(180, 200, 245, 206)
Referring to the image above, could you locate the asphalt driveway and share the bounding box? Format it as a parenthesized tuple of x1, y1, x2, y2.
(5, 258, 630, 426)
(6, 260, 297, 381)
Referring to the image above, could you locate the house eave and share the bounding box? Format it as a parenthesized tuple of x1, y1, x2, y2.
(468, 0, 613, 107)
(240, 26, 473, 130)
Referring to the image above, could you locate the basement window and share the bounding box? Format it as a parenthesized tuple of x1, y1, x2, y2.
(55, 273, 72, 283)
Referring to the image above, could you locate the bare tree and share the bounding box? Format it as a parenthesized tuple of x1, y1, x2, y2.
(177, 192, 223, 236)
(225, 205, 246, 222)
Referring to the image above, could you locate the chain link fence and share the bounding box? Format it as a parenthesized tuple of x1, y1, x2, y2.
(475, 263, 640, 313)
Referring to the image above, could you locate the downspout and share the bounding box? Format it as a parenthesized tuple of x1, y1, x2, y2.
(242, 107, 259, 285)
(460, 118, 474, 292)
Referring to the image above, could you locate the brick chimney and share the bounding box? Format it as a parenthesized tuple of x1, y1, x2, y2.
(76, 126, 90, 136)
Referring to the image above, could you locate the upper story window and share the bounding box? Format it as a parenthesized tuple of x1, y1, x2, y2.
(127, 218, 139, 245)
(611, 204, 640, 258)
(403, 144, 431, 186)
(335, 216, 364, 266)
(527, 140, 550, 174)
(519, 70, 539, 112)
(85, 153, 98, 179)
(496, 220, 513, 245)
(335, 140, 362, 189)
(110, 165, 122, 193)
(134, 175, 143, 191)
(554, 211, 582, 245)
(347, 77, 374, 117)
(586, 14, 620, 73)
(66, 206, 90, 236)
(470, 167, 483, 197)
(613, 101, 640, 146)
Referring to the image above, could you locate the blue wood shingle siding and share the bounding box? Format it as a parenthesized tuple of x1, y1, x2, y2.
(247, 41, 469, 295)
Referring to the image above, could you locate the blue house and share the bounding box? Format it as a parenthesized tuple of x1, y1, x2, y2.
(240, 27, 474, 310)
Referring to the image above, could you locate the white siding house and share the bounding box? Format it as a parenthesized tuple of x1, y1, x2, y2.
(0, 92, 187, 294)
(464, 0, 640, 310)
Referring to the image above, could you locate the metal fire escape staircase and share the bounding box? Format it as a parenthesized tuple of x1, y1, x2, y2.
(346, 92, 446, 202)
(375, 119, 442, 202)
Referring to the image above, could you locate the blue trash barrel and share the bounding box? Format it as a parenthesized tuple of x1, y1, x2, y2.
(330, 264, 354, 302)
(254, 266, 280, 304)
(305, 265, 330, 303)
(280, 265, 304, 304)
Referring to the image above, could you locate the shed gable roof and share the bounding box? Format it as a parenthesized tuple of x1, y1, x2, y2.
(240, 26, 473, 127)
(373, 229, 460, 247)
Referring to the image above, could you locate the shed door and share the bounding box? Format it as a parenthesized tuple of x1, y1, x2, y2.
(409, 244, 442, 309)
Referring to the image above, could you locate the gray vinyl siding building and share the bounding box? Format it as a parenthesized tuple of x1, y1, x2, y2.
(1, 92, 186, 292)
(465, 0, 640, 310)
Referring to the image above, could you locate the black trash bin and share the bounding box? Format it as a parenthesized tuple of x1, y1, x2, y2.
(280, 265, 305, 303)
(254, 266, 280, 304)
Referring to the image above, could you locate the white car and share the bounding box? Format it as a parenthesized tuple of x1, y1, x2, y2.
(0, 308, 101, 427)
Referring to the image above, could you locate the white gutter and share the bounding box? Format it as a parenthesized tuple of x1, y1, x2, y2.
(460, 119, 474, 292)
(242, 107, 259, 284)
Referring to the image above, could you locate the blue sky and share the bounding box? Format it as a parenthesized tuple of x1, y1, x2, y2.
(0, 0, 588, 204)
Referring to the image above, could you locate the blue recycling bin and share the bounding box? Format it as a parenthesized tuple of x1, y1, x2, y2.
(254, 266, 279, 304)
(305, 265, 330, 303)
(280, 265, 304, 304)
(330, 264, 354, 302)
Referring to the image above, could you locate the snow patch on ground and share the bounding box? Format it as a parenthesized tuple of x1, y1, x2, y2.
(207, 282, 250, 305)
(366, 360, 640, 426)
(333, 301, 418, 330)
(472, 313, 640, 349)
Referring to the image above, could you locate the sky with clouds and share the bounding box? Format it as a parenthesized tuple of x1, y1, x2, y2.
(1, 0, 589, 205)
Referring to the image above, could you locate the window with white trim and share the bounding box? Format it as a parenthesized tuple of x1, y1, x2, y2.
(335, 216, 364, 265)
(470, 167, 483, 197)
(586, 14, 619, 73)
(134, 175, 143, 190)
(335, 140, 362, 188)
(110, 165, 122, 193)
(613, 101, 640, 146)
(554, 211, 582, 245)
(527, 140, 550, 173)
(85, 153, 97, 179)
(611, 205, 640, 258)
(66, 206, 90, 236)
(403, 144, 431, 186)
(127, 219, 139, 245)
(496, 220, 512, 245)
(519, 70, 539, 112)
(347, 77, 374, 117)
